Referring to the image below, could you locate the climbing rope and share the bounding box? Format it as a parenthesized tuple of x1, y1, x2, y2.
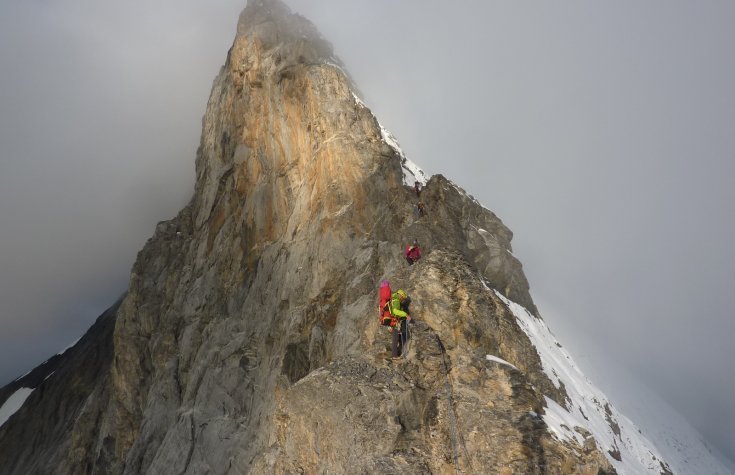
(435, 334, 474, 474)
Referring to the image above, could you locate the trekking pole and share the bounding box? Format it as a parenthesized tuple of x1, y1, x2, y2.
(401, 319, 408, 359)
(404, 316, 411, 357)
(402, 328, 408, 359)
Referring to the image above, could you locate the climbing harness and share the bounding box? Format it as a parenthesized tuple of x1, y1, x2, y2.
(435, 334, 475, 474)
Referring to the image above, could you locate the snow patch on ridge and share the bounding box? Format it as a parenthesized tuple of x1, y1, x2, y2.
(0, 387, 34, 428)
(58, 336, 81, 355)
(486, 354, 518, 370)
(543, 396, 588, 443)
(378, 124, 427, 187)
(351, 91, 367, 110)
(488, 286, 673, 475)
(12, 368, 33, 383)
(350, 92, 428, 187)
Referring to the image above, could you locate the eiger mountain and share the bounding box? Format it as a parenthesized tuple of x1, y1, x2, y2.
(0, 1, 730, 474)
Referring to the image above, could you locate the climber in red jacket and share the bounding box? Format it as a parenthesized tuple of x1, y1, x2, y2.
(416, 201, 426, 218)
(405, 240, 422, 265)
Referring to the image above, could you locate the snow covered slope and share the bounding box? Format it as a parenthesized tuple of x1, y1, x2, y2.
(490, 287, 733, 475)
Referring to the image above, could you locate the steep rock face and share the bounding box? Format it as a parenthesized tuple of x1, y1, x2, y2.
(0, 1, 653, 474)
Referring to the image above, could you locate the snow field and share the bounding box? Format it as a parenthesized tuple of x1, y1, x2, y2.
(0, 387, 34, 429)
(488, 284, 671, 474)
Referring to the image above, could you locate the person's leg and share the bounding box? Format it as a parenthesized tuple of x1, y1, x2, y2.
(391, 326, 400, 357)
(399, 319, 408, 354)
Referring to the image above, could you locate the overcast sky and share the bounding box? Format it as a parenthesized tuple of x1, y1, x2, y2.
(1, 0, 733, 466)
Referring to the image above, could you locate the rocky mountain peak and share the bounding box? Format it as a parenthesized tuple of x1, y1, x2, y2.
(2, 3, 723, 474)
(237, 0, 330, 54)
(191, 0, 384, 258)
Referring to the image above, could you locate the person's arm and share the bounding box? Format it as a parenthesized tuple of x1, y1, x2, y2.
(390, 298, 408, 319)
(402, 297, 412, 320)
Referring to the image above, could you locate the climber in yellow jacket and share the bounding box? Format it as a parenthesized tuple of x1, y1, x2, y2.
(389, 289, 411, 358)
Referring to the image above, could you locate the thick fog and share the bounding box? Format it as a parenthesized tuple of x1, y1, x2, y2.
(1, 0, 733, 465)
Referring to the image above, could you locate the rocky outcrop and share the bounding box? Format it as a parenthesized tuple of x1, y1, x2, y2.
(0, 0, 644, 473)
(252, 250, 613, 474)
(0, 299, 120, 474)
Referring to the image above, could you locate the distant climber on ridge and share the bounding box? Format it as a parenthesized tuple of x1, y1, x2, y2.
(405, 240, 422, 265)
(388, 289, 411, 358)
(414, 181, 421, 197)
(416, 201, 426, 218)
